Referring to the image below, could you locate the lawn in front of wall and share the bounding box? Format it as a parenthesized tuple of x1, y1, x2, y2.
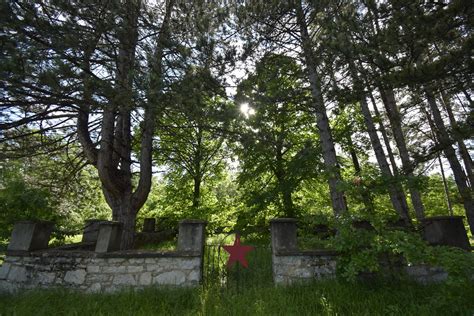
(0, 279, 473, 316)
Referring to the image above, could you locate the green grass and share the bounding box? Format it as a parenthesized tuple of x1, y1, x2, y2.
(0, 279, 473, 315)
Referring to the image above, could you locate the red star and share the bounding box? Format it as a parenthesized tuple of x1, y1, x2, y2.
(223, 234, 254, 268)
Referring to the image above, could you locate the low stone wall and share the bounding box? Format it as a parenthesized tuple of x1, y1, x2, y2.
(0, 219, 207, 293)
(405, 265, 448, 284)
(270, 218, 339, 284)
(0, 250, 201, 293)
(272, 250, 337, 285)
(269, 218, 460, 285)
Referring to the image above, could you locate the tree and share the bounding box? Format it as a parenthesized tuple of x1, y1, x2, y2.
(155, 68, 232, 210)
(1, 0, 175, 249)
(235, 54, 321, 217)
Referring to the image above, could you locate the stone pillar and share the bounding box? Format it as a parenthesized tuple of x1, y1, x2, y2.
(82, 219, 110, 243)
(143, 218, 156, 233)
(177, 219, 207, 254)
(270, 218, 298, 254)
(422, 216, 470, 250)
(7, 220, 54, 251)
(95, 222, 123, 253)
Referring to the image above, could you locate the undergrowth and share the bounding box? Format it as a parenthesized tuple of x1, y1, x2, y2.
(0, 279, 473, 315)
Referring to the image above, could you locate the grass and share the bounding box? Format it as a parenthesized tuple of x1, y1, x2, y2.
(0, 279, 473, 315)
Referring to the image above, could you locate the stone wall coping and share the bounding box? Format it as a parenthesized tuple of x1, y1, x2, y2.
(97, 250, 201, 258)
(12, 220, 55, 225)
(179, 219, 208, 224)
(5, 249, 201, 259)
(98, 221, 122, 226)
(274, 249, 339, 256)
(270, 218, 298, 223)
(421, 216, 464, 222)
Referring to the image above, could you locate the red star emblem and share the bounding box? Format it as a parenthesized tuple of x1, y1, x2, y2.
(223, 234, 254, 268)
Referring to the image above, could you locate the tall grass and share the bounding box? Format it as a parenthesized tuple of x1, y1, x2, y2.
(0, 279, 473, 315)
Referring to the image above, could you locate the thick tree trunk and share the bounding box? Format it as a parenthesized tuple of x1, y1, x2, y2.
(360, 96, 411, 224)
(379, 88, 425, 221)
(76, 0, 175, 249)
(103, 188, 137, 250)
(294, 0, 347, 215)
(426, 89, 474, 235)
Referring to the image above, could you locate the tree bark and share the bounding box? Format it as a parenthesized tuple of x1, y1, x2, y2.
(359, 95, 411, 224)
(369, 93, 400, 177)
(192, 177, 201, 209)
(379, 88, 425, 221)
(294, 0, 347, 215)
(439, 91, 474, 187)
(426, 89, 474, 235)
(347, 135, 374, 213)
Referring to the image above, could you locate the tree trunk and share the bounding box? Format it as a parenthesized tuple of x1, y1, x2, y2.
(426, 89, 474, 235)
(294, 0, 347, 215)
(76, 0, 175, 249)
(359, 95, 411, 224)
(439, 91, 474, 187)
(192, 176, 201, 210)
(348, 136, 374, 213)
(369, 93, 400, 177)
(379, 88, 425, 221)
(103, 188, 137, 250)
(281, 185, 295, 218)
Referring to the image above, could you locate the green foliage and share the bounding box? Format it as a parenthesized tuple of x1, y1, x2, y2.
(0, 162, 57, 239)
(235, 54, 321, 218)
(0, 152, 109, 241)
(140, 170, 242, 234)
(330, 216, 474, 282)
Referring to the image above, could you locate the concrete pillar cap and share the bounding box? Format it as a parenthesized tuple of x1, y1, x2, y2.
(179, 219, 208, 225)
(270, 218, 298, 223)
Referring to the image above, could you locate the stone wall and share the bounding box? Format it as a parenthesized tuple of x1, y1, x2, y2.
(270, 219, 337, 285)
(0, 219, 207, 293)
(269, 218, 458, 285)
(0, 251, 201, 293)
(272, 251, 337, 285)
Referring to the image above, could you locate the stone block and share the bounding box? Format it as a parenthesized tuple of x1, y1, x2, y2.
(36, 272, 56, 284)
(113, 274, 136, 286)
(64, 269, 86, 285)
(270, 218, 298, 253)
(422, 216, 470, 250)
(95, 222, 123, 253)
(87, 265, 100, 273)
(102, 265, 126, 273)
(0, 263, 11, 279)
(154, 271, 186, 285)
(179, 258, 200, 270)
(82, 219, 110, 243)
(139, 272, 152, 286)
(7, 266, 27, 282)
(177, 219, 207, 254)
(143, 218, 156, 233)
(187, 270, 200, 282)
(7, 221, 54, 251)
(127, 266, 144, 273)
(88, 283, 102, 293)
(146, 264, 165, 273)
